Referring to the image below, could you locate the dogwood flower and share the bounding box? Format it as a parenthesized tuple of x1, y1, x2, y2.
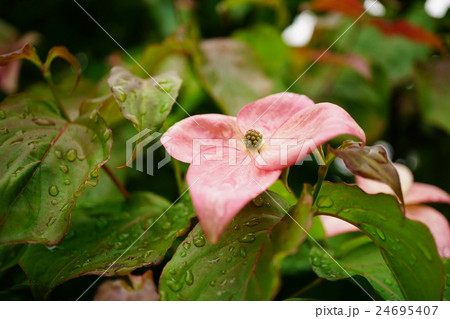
(321, 163, 450, 257)
(162, 93, 365, 242)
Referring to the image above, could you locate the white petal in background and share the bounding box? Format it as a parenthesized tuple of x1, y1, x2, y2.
(425, 0, 450, 19)
(282, 11, 317, 47)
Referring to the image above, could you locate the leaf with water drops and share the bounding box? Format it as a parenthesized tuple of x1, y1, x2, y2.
(159, 188, 314, 300)
(329, 141, 404, 205)
(315, 182, 445, 300)
(310, 233, 403, 300)
(19, 192, 195, 299)
(194, 38, 273, 115)
(107, 66, 182, 133)
(0, 93, 111, 244)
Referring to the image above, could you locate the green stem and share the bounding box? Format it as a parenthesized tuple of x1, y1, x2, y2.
(289, 278, 324, 299)
(172, 159, 184, 195)
(43, 72, 71, 121)
(312, 150, 335, 204)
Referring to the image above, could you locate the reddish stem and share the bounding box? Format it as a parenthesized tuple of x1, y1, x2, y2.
(102, 165, 130, 199)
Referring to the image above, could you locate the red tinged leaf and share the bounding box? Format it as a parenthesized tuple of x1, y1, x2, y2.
(308, 0, 365, 19)
(0, 44, 43, 69)
(371, 18, 445, 51)
(304, 49, 372, 79)
(44, 46, 81, 93)
(329, 140, 404, 206)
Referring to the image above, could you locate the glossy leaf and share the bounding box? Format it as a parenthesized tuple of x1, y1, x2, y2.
(310, 233, 403, 300)
(19, 192, 195, 299)
(329, 140, 403, 205)
(0, 94, 112, 244)
(107, 66, 182, 133)
(94, 270, 159, 301)
(315, 182, 445, 300)
(159, 189, 313, 300)
(195, 38, 272, 115)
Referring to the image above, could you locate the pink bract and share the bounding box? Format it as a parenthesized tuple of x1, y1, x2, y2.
(320, 163, 450, 257)
(162, 92, 365, 242)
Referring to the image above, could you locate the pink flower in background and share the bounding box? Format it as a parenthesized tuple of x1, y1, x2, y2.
(321, 163, 450, 257)
(162, 93, 365, 242)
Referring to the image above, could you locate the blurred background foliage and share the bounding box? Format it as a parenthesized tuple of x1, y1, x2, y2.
(0, 0, 449, 300)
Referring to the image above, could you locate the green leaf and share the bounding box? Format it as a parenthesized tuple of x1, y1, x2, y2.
(218, 0, 289, 26)
(233, 24, 290, 88)
(19, 192, 195, 299)
(444, 259, 450, 301)
(0, 244, 27, 272)
(0, 93, 112, 244)
(316, 182, 445, 300)
(268, 180, 297, 206)
(194, 38, 273, 115)
(329, 141, 403, 204)
(415, 59, 450, 135)
(107, 66, 182, 133)
(159, 188, 313, 300)
(310, 233, 403, 300)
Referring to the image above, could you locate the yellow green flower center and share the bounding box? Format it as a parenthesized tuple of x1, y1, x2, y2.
(244, 129, 263, 149)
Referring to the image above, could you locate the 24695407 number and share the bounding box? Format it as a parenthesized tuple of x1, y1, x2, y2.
(376, 306, 438, 316)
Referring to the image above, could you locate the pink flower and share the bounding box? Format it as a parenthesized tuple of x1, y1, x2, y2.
(321, 163, 450, 257)
(162, 93, 365, 242)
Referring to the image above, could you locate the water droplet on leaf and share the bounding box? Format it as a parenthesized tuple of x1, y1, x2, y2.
(185, 270, 194, 286)
(193, 236, 206, 247)
(418, 242, 433, 261)
(32, 118, 55, 126)
(239, 233, 256, 243)
(167, 279, 182, 292)
(376, 229, 386, 241)
(66, 149, 77, 162)
(169, 269, 177, 276)
(252, 196, 264, 207)
(103, 129, 111, 141)
(48, 185, 59, 196)
(239, 246, 247, 258)
(244, 217, 260, 227)
(318, 197, 334, 209)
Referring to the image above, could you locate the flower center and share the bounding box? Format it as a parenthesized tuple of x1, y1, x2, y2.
(244, 129, 263, 150)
